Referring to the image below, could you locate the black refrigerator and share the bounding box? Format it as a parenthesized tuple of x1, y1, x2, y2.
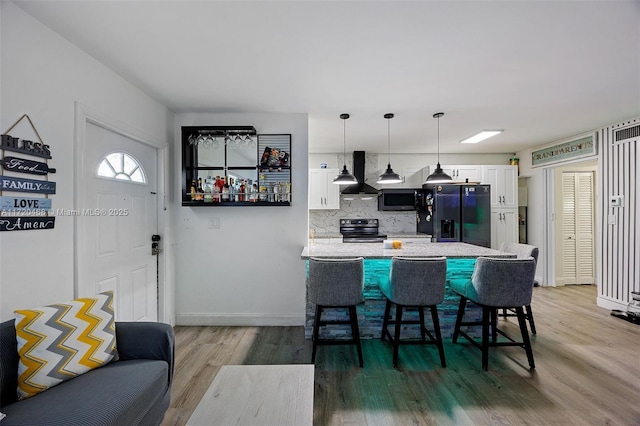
(417, 184, 491, 247)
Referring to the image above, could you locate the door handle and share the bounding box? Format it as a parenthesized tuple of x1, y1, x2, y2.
(151, 235, 162, 255)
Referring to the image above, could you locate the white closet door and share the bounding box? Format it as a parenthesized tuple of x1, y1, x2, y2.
(561, 172, 595, 285)
(561, 174, 577, 284)
(575, 172, 595, 283)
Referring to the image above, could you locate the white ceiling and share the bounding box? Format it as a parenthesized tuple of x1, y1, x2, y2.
(12, 0, 640, 155)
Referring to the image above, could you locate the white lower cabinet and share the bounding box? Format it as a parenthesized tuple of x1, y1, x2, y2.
(309, 169, 340, 209)
(490, 208, 518, 249)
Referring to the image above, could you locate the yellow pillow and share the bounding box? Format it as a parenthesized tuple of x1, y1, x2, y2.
(14, 291, 118, 399)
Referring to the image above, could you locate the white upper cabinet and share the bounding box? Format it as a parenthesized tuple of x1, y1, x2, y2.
(309, 168, 340, 209)
(376, 156, 429, 188)
(482, 165, 518, 208)
(431, 165, 482, 183)
(379, 166, 428, 188)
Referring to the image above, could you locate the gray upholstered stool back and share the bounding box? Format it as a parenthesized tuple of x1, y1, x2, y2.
(308, 257, 364, 306)
(386, 257, 447, 306)
(470, 257, 536, 307)
(500, 242, 539, 264)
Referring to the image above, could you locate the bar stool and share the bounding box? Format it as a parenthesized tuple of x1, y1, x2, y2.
(308, 257, 364, 367)
(451, 256, 536, 371)
(499, 242, 539, 334)
(380, 256, 447, 368)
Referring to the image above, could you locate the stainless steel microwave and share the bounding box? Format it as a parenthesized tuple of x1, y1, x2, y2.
(378, 188, 420, 211)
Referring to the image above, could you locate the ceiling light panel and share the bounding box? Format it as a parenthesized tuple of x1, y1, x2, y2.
(460, 130, 503, 144)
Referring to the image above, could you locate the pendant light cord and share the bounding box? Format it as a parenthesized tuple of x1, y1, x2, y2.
(343, 117, 347, 166)
(387, 118, 391, 164)
(437, 115, 440, 162)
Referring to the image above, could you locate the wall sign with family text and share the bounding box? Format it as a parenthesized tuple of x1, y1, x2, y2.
(0, 114, 56, 231)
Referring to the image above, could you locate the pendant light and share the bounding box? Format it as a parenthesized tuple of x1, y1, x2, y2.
(377, 113, 403, 184)
(426, 112, 453, 183)
(333, 113, 358, 185)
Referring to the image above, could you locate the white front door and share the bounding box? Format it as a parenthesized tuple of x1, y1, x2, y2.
(78, 122, 158, 321)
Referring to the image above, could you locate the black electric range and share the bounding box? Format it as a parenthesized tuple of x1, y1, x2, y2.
(339, 218, 387, 243)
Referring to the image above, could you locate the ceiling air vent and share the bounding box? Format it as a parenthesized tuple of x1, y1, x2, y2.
(615, 123, 640, 142)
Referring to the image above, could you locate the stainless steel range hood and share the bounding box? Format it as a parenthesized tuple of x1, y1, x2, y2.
(340, 151, 380, 195)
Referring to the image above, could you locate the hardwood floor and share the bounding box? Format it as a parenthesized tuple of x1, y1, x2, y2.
(161, 285, 640, 425)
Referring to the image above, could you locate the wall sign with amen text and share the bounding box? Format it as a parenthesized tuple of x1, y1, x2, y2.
(0, 114, 56, 231)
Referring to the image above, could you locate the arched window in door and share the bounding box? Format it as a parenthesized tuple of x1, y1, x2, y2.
(97, 152, 147, 183)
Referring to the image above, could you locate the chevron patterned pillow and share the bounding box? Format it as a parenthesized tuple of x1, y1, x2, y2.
(14, 291, 119, 399)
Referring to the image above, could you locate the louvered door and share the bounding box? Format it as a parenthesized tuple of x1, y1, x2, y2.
(561, 172, 595, 285)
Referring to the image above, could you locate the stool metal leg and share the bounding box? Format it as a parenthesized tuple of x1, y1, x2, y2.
(481, 306, 491, 371)
(516, 307, 535, 369)
(419, 307, 427, 342)
(452, 296, 467, 343)
(381, 299, 392, 341)
(525, 304, 537, 335)
(392, 304, 403, 367)
(311, 305, 322, 363)
(348, 305, 364, 368)
(430, 305, 446, 368)
(491, 308, 498, 343)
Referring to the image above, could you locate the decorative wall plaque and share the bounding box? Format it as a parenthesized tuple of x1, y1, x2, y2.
(0, 114, 56, 231)
(1, 156, 56, 175)
(531, 133, 597, 167)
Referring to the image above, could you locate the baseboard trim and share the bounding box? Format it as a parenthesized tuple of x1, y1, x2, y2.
(596, 295, 628, 311)
(176, 313, 305, 326)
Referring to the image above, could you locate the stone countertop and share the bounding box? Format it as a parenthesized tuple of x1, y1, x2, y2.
(311, 233, 432, 239)
(301, 241, 513, 259)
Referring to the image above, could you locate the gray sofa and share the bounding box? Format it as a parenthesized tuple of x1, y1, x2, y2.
(0, 320, 174, 426)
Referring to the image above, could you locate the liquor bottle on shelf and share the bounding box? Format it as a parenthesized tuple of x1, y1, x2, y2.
(212, 184, 220, 202)
(228, 177, 236, 201)
(203, 177, 213, 194)
(239, 180, 246, 202)
(190, 180, 196, 200)
(250, 183, 258, 202)
(215, 176, 224, 194)
(222, 177, 230, 201)
(197, 178, 203, 193)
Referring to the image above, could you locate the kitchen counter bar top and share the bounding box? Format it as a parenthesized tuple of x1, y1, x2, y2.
(301, 241, 512, 259)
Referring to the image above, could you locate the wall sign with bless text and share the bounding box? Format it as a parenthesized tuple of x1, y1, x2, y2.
(1, 114, 56, 231)
(531, 133, 597, 167)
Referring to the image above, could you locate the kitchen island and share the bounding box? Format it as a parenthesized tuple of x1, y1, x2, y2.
(301, 241, 514, 340)
(301, 241, 508, 259)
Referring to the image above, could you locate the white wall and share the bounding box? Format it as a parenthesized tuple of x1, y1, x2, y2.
(0, 3, 173, 321)
(173, 113, 309, 326)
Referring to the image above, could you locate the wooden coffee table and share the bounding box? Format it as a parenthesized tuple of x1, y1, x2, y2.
(186, 364, 314, 426)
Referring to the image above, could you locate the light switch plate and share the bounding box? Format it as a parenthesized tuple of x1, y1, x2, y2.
(209, 217, 220, 229)
(610, 195, 624, 207)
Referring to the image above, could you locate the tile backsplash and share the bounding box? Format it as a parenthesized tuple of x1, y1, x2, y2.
(309, 198, 417, 236)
